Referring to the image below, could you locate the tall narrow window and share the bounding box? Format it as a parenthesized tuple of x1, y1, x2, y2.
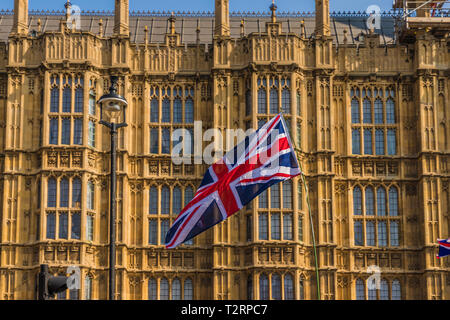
(386, 99, 395, 124)
(356, 279, 365, 300)
(60, 178, 69, 207)
(271, 183, 280, 208)
(148, 219, 157, 245)
(270, 88, 279, 114)
(259, 189, 268, 208)
(173, 187, 182, 215)
(160, 278, 169, 300)
(87, 181, 94, 211)
(150, 99, 159, 123)
(363, 99, 372, 123)
(389, 187, 398, 216)
(84, 276, 92, 300)
(298, 214, 303, 242)
(185, 187, 194, 206)
(364, 129, 373, 155)
(283, 213, 293, 240)
(75, 87, 83, 113)
(184, 279, 193, 300)
(160, 220, 169, 245)
(281, 88, 291, 114)
(185, 98, 194, 123)
(245, 90, 252, 116)
(149, 187, 158, 214)
(48, 178, 57, 207)
(390, 221, 399, 246)
(50, 87, 59, 113)
(89, 90, 96, 115)
(368, 284, 377, 300)
(378, 221, 387, 246)
(172, 278, 181, 300)
(352, 129, 361, 154)
(299, 279, 305, 300)
(353, 187, 362, 215)
(375, 129, 384, 155)
(46, 212, 56, 239)
(72, 178, 81, 208)
(377, 188, 386, 216)
(284, 274, 294, 300)
(365, 187, 374, 216)
(150, 128, 159, 154)
(374, 99, 383, 124)
(392, 280, 401, 300)
(259, 274, 269, 300)
(354, 221, 363, 246)
(271, 274, 281, 300)
(86, 215, 94, 241)
(162, 99, 170, 123)
(162, 128, 170, 154)
(387, 129, 396, 155)
(49, 118, 59, 145)
(63, 87, 71, 113)
(71, 212, 81, 240)
(148, 278, 157, 300)
(366, 221, 375, 246)
(380, 280, 389, 300)
(161, 187, 170, 215)
(271, 213, 280, 240)
(283, 180, 292, 209)
(59, 212, 68, 239)
(173, 98, 182, 123)
(88, 121, 95, 148)
(259, 213, 268, 240)
(351, 98, 360, 123)
(258, 88, 267, 114)
(61, 118, 71, 145)
(73, 118, 83, 145)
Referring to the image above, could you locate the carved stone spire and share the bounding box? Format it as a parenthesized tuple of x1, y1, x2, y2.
(169, 12, 176, 35)
(315, 0, 331, 37)
(214, 0, 230, 37)
(114, 0, 130, 36)
(270, 0, 277, 23)
(65, 0, 72, 22)
(11, 0, 28, 35)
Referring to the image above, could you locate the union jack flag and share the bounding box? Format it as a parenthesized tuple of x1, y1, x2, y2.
(437, 238, 450, 258)
(165, 114, 301, 249)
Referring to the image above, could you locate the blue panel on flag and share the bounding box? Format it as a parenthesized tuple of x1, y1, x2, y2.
(184, 201, 223, 243)
(236, 181, 283, 207)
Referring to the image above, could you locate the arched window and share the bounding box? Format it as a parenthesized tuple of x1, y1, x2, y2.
(161, 128, 171, 154)
(172, 278, 181, 300)
(162, 98, 170, 123)
(72, 178, 81, 208)
(351, 98, 360, 123)
(247, 276, 253, 300)
(389, 187, 398, 216)
(270, 88, 279, 114)
(299, 278, 305, 300)
(184, 187, 194, 206)
(259, 274, 269, 300)
(374, 99, 383, 124)
(377, 187, 386, 216)
(161, 187, 170, 215)
(283, 180, 292, 209)
(271, 274, 281, 300)
(364, 128, 373, 154)
(356, 279, 365, 300)
(281, 88, 291, 114)
(173, 187, 182, 215)
(258, 88, 267, 114)
(375, 129, 384, 155)
(392, 280, 401, 300)
(284, 274, 294, 300)
(271, 183, 280, 208)
(185, 98, 194, 123)
(365, 187, 374, 215)
(60, 178, 69, 207)
(87, 181, 94, 211)
(353, 187, 362, 215)
(160, 278, 169, 300)
(48, 178, 57, 207)
(150, 99, 159, 123)
(354, 221, 363, 246)
(366, 221, 375, 246)
(148, 278, 157, 300)
(352, 129, 361, 154)
(363, 98, 372, 123)
(368, 282, 377, 300)
(50, 87, 60, 113)
(149, 187, 158, 214)
(380, 279, 389, 300)
(173, 98, 182, 123)
(62, 87, 71, 113)
(259, 189, 268, 208)
(184, 278, 193, 300)
(386, 99, 395, 124)
(75, 87, 83, 113)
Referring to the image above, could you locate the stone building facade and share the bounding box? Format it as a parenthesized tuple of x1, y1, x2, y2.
(0, 0, 449, 300)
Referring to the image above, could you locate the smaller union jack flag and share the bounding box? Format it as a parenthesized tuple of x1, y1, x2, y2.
(437, 238, 450, 258)
(165, 114, 301, 249)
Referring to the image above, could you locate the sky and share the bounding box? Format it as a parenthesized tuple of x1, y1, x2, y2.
(1, 0, 397, 13)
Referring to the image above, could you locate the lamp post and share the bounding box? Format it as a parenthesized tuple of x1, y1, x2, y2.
(97, 76, 128, 300)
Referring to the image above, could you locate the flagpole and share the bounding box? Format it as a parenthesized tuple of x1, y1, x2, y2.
(294, 147, 321, 301)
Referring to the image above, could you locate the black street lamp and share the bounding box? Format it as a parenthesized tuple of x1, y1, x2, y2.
(97, 76, 128, 300)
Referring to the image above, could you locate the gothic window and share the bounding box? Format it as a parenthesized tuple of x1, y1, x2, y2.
(185, 187, 193, 206)
(161, 128, 171, 154)
(62, 86, 71, 113)
(162, 98, 170, 123)
(271, 274, 281, 300)
(377, 188, 386, 216)
(298, 214, 303, 242)
(365, 187, 374, 215)
(150, 128, 159, 154)
(387, 129, 396, 155)
(149, 187, 158, 214)
(259, 274, 269, 300)
(150, 99, 159, 123)
(46, 212, 56, 239)
(356, 279, 365, 300)
(281, 88, 291, 114)
(283, 180, 292, 209)
(88, 121, 96, 148)
(375, 129, 384, 155)
(48, 178, 57, 207)
(174, 98, 182, 123)
(172, 278, 181, 300)
(392, 280, 401, 300)
(258, 88, 267, 114)
(353, 186, 362, 215)
(271, 213, 281, 240)
(283, 213, 293, 240)
(72, 178, 81, 208)
(184, 278, 193, 300)
(351, 98, 360, 123)
(258, 213, 268, 240)
(366, 221, 375, 246)
(69, 289, 79, 300)
(60, 178, 69, 207)
(386, 99, 395, 124)
(161, 186, 170, 214)
(62, 118, 71, 145)
(185, 98, 194, 123)
(380, 280, 389, 300)
(378, 221, 387, 246)
(148, 278, 157, 300)
(50, 80, 60, 113)
(284, 274, 294, 300)
(246, 215, 252, 242)
(86, 215, 94, 241)
(73, 118, 83, 145)
(390, 221, 399, 246)
(389, 187, 399, 216)
(71, 212, 81, 239)
(364, 129, 373, 154)
(299, 278, 305, 300)
(354, 221, 363, 246)
(352, 129, 361, 154)
(270, 88, 279, 114)
(368, 284, 377, 300)
(84, 276, 92, 300)
(363, 98, 372, 123)
(374, 99, 383, 124)
(148, 219, 157, 245)
(87, 181, 94, 211)
(160, 219, 169, 245)
(59, 212, 68, 239)
(75, 87, 84, 113)
(89, 90, 96, 116)
(270, 183, 280, 209)
(49, 118, 59, 145)
(160, 278, 169, 300)
(173, 187, 182, 215)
